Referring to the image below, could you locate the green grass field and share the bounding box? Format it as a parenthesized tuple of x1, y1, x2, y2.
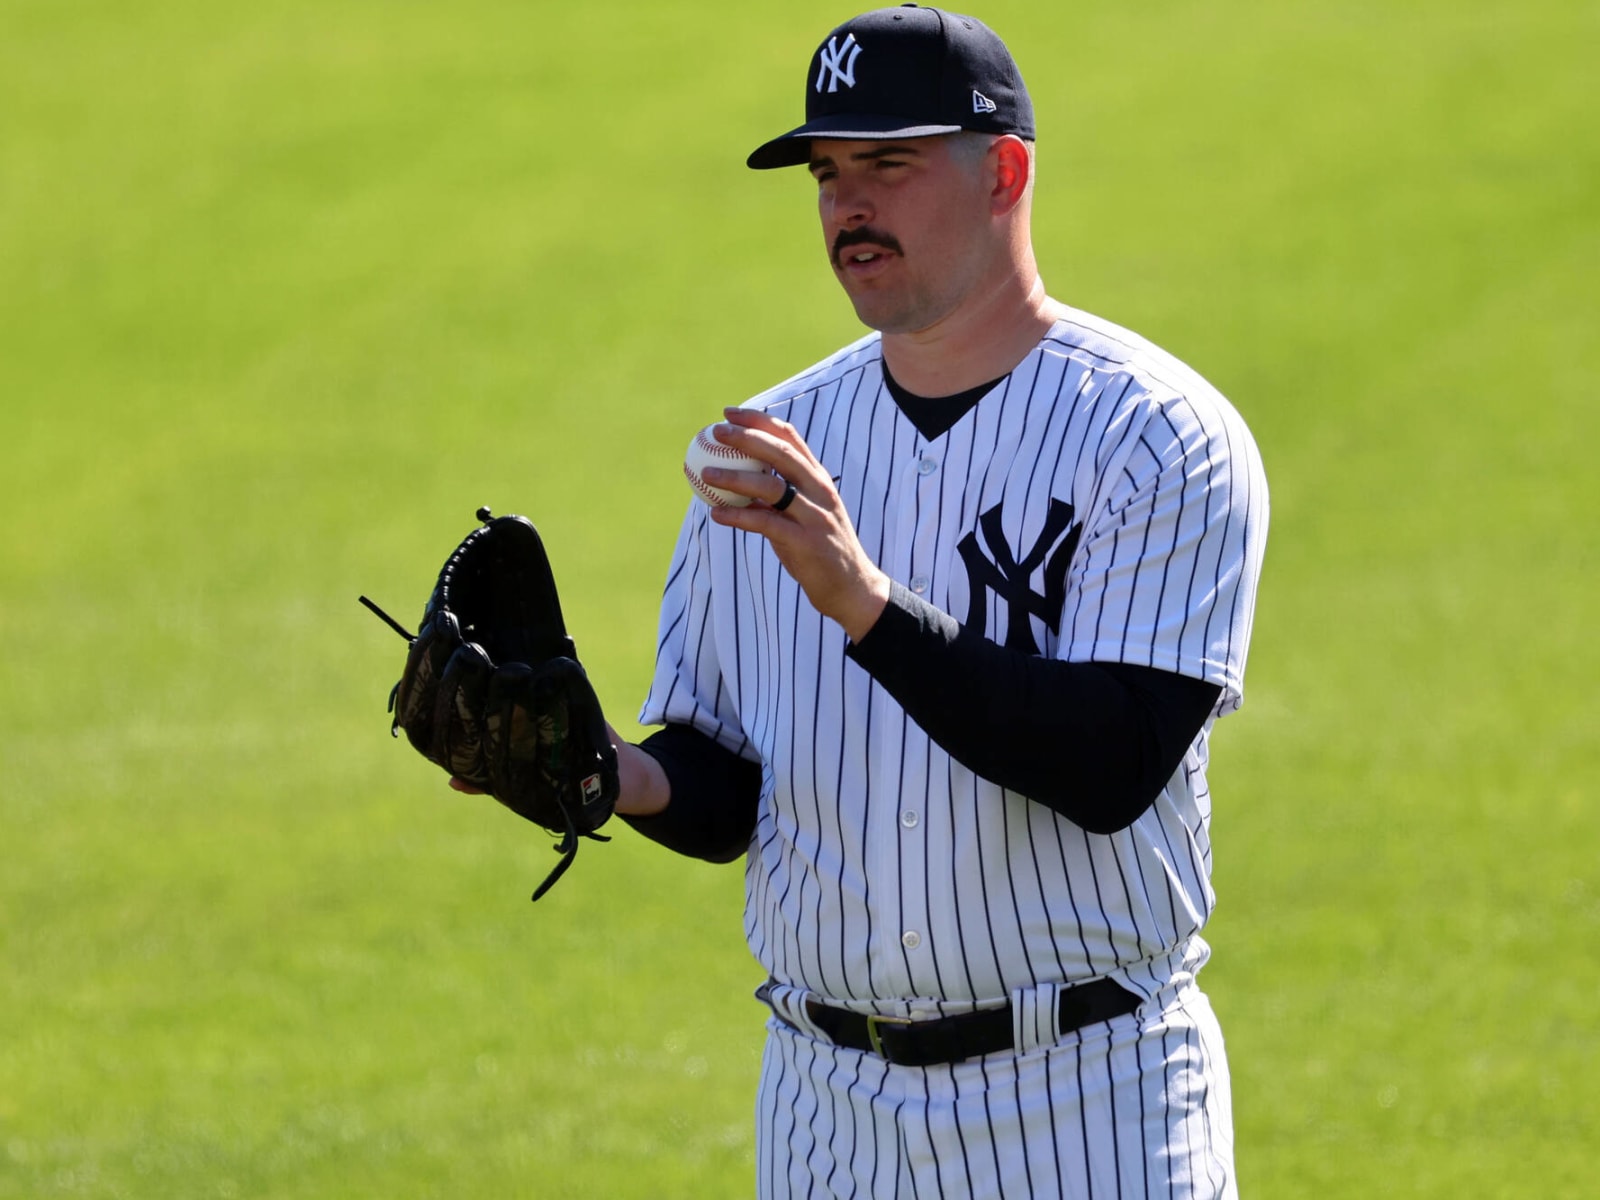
(3, 0, 1595, 1195)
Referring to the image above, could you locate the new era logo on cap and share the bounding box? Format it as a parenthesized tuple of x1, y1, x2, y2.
(748, 5, 1036, 170)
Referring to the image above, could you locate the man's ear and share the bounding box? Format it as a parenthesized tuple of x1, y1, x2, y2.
(989, 136, 1032, 216)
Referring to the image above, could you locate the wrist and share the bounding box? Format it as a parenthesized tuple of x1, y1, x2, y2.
(837, 568, 893, 644)
(611, 736, 672, 817)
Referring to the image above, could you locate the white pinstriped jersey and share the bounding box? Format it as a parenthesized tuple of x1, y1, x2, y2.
(641, 307, 1268, 1012)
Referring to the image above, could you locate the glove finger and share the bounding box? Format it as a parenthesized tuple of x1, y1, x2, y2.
(532, 658, 619, 835)
(483, 662, 550, 828)
(476, 659, 608, 838)
(431, 640, 496, 786)
(393, 614, 461, 755)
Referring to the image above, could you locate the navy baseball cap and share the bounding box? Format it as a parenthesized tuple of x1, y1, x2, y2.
(747, 5, 1035, 170)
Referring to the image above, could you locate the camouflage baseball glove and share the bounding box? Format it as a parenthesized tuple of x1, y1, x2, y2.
(361, 507, 618, 901)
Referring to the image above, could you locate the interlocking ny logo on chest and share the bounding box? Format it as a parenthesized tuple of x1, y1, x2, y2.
(816, 33, 862, 92)
(958, 500, 1082, 657)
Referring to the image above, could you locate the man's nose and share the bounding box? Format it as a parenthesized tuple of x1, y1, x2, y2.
(825, 178, 874, 229)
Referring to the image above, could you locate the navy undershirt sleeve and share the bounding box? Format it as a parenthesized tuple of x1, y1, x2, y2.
(619, 725, 761, 863)
(845, 582, 1222, 834)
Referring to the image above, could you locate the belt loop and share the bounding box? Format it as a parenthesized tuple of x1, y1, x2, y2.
(757, 978, 830, 1043)
(1011, 982, 1064, 1056)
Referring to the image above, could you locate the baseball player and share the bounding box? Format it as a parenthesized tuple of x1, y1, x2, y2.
(600, 7, 1269, 1197)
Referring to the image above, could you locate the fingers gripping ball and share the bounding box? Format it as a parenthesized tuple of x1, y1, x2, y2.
(684, 424, 769, 508)
(360, 508, 619, 902)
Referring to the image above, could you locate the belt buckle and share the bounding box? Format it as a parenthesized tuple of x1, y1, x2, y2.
(865, 1012, 916, 1059)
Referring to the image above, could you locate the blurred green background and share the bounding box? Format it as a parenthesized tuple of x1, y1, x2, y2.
(2, 0, 1595, 1196)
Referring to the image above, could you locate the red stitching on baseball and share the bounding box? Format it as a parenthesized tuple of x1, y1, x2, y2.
(684, 461, 731, 506)
(696, 428, 750, 462)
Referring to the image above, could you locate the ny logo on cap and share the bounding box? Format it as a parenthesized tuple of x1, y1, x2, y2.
(816, 33, 862, 93)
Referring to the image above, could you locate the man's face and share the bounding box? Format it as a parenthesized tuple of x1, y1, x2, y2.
(808, 135, 996, 336)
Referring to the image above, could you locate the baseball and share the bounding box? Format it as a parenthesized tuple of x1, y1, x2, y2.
(684, 425, 769, 508)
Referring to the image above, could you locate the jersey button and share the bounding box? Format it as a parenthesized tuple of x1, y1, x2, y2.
(917, 457, 938, 476)
(901, 931, 922, 950)
(909, 576, 929, 595)
(900, 810, 919, 828)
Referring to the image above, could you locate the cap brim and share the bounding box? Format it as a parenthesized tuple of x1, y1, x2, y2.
(746, 114, 964, 170)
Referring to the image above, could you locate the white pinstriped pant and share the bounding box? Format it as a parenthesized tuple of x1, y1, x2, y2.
(755, 984, 1236, 1199)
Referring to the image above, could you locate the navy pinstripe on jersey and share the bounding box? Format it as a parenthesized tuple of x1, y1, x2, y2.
(641, 309, 1267, 1017)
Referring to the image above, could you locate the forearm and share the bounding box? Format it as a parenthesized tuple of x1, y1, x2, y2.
(611, 728, 672, 818)
(616, 723, 762, 863)
(845, 583, 1221, 834)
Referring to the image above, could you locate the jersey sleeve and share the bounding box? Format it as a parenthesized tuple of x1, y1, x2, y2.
(1062, 391, 1268, 716)
(638, 501, 760, 760)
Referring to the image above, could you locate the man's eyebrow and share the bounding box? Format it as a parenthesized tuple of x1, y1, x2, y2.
(852, 144, 922, 161)
(808, 144, 924, 171)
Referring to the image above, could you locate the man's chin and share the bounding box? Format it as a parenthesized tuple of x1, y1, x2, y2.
(851, 307, 929, 338)
(842, 288, 919, 336)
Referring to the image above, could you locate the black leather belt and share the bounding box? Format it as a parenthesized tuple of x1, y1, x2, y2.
(804, 979, 1141, 1067)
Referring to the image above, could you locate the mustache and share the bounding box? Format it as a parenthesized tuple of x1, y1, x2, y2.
(833, 226, 904, 267)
